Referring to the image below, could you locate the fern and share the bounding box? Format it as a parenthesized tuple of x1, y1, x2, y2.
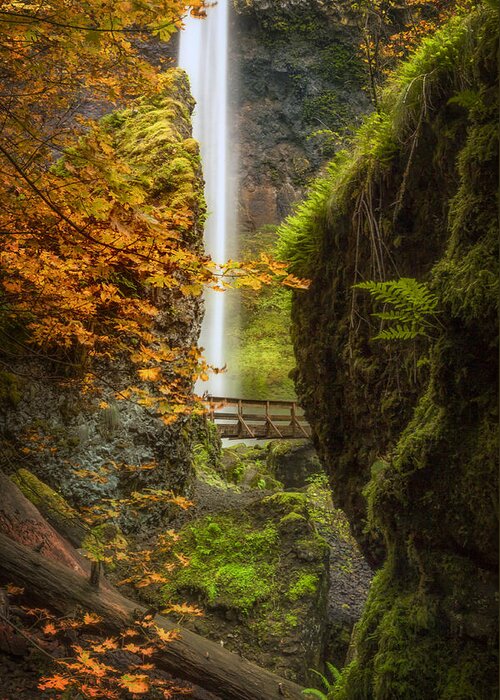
(302, 663, 341, 699)
(354, 278, 438, 341)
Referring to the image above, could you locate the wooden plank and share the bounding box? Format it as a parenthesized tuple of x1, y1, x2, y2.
(213, 412, 304, 422)
(207, 397, 297, 408)
(216, 424, 310, 440)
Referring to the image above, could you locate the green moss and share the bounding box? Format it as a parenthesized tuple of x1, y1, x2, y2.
(279, 511, 307, 526)
(11, 469, 87, 546)
(283, 6, 498, 698)
(0, 369, 22, 407)
(162, 514, 280, 613)
(288, 573, 319, 601)
(12, 468, 74, 516)
(262, 491, 308, 515)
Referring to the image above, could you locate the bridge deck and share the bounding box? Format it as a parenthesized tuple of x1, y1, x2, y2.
(204, 396, 311, 440)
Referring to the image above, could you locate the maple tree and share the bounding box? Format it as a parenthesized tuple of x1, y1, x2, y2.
(0, 4, 311, 696)
(0, 0, 308, 430)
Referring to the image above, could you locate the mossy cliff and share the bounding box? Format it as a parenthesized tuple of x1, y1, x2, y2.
(0, 69, 206, 515)
(280, 6, 498, 698)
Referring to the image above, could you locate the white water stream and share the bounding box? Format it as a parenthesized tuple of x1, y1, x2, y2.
(178, 1, 234, 397)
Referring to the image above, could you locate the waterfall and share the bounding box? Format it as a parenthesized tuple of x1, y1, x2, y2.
(179, 1, 233, 398)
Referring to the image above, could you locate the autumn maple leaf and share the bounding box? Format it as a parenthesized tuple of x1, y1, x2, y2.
(38, 675, 70, 691)
(119, 674, 150, 694)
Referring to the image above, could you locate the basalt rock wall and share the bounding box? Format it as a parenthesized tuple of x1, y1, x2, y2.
(231, 0, 369, 236)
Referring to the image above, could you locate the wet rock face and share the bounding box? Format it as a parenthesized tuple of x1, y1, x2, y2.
(230, 1, 369, 234)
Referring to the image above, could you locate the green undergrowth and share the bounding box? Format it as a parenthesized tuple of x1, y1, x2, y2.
(235, 283, 296, 400)
(230, 225, 296, 400)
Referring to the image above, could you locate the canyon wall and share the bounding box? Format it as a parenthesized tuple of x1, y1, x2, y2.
(281, 7, 498, 696)
(0, 70, 205, 520)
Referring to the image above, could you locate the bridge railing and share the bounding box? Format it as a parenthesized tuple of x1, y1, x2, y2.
(203, 396, 311, 440)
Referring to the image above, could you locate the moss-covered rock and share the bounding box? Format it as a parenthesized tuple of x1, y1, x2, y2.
(156, 490, 329, 683)
(0, 370, 22, 407)
(0, 69, 205, 521)
(281, 7, 498, 698)
(267, 439, 322, 487)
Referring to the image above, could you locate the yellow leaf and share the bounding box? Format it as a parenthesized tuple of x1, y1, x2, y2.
(154, 626, 180, 644)
(137, 367, 161, 381)
(162, 602, 203, 617)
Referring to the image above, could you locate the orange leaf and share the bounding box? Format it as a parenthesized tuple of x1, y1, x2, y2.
(43, 622, 58, 635)
(91, 637, 118, 653)
(83, 612, 103, 625)
(6, 584, 24, 596)
(119, 674, 150, 694)
(140, 646, 155, 657)
(38, 675, 70, 691)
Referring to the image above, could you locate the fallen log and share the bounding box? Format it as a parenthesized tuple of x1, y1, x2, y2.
(0, 471, 89, 576)
(10, 468, 88, 547)
(0, 533, 304, 700)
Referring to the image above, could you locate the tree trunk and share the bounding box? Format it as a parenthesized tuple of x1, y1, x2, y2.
(0, 533, 305, 700)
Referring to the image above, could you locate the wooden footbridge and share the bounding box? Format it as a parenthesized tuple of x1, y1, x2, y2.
(204, 396, 311, 440)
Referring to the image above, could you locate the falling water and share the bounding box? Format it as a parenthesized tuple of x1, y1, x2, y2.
(178, 1, 233, 397)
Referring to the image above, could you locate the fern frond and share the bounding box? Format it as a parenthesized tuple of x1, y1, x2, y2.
(325, 662, 341, 682)
(302, 689, 328, 700)
(373, 325, 421, 341)
(354, 278, 438, 342)
(309, 669, 332, 692)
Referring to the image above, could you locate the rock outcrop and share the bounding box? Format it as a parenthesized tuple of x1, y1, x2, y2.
(0, 70, 205, 520)
(281, 7, 498, 697)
